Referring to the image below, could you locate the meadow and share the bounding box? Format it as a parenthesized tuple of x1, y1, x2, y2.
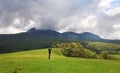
(0, 49, 120, 73)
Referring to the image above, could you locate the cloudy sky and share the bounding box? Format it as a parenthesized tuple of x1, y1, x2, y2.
(0, 0, 120, 39)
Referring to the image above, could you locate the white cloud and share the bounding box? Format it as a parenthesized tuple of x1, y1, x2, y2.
(0, 27, 25, 34)
(105, 7, 120, 16)
(81, 15, 96, 28)
(114, 24, 120, 30)
(106, 31, 120, 39)
(99, 0, 114, 8)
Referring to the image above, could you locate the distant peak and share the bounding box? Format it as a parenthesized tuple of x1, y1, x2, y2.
(28, 28, 56, 32)
(28, 28, 37, 32)
(27, 28, 60, 35)
(81, 32, 99, 36)
(81, 32, 93, 34)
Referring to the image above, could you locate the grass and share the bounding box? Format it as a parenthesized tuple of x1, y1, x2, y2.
(112, 54, 120, 60)
(0, 48, 120, 73)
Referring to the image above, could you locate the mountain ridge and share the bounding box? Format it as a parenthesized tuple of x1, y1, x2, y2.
(26, 28, 102, 40)
(0, 28, 119, 53)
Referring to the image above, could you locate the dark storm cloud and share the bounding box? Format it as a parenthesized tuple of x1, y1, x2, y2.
(0, 0, 98, 28)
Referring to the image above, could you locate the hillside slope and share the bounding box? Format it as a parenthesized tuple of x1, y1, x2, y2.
(0, 49, 120, 73)
(0, 28, 120, 53)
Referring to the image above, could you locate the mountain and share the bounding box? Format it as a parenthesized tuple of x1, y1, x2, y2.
(0, 28, 120, 53)
(27, 28, 102, 41)
(62, 32, 101, 41)
(27, 28, 61, 36)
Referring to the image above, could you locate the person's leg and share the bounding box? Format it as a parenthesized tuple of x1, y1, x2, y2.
(48, 51, 50, 59)
(48, 53, 51, 59)
(48, 51, 51, 59)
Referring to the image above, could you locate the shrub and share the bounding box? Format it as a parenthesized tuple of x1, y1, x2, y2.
(55, 42, 98, 59)
(99, 51, 118, 60)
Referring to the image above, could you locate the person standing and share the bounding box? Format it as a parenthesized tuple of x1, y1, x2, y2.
(48, 48, 52, 59)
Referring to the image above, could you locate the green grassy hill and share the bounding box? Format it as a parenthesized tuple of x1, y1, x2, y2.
(80, 41, 120, 54)
(0, 49, 120, 73)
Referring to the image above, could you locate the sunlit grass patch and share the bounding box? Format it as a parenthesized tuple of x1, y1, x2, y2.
(0, 48, 120, 73)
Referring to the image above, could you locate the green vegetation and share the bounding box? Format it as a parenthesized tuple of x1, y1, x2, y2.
(85, 42, 120, 54)
(0, 34, 66, 53)
(54, 42, 98, 59)
(53, 42, 119, 60)
(0, 49, 120, 73)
